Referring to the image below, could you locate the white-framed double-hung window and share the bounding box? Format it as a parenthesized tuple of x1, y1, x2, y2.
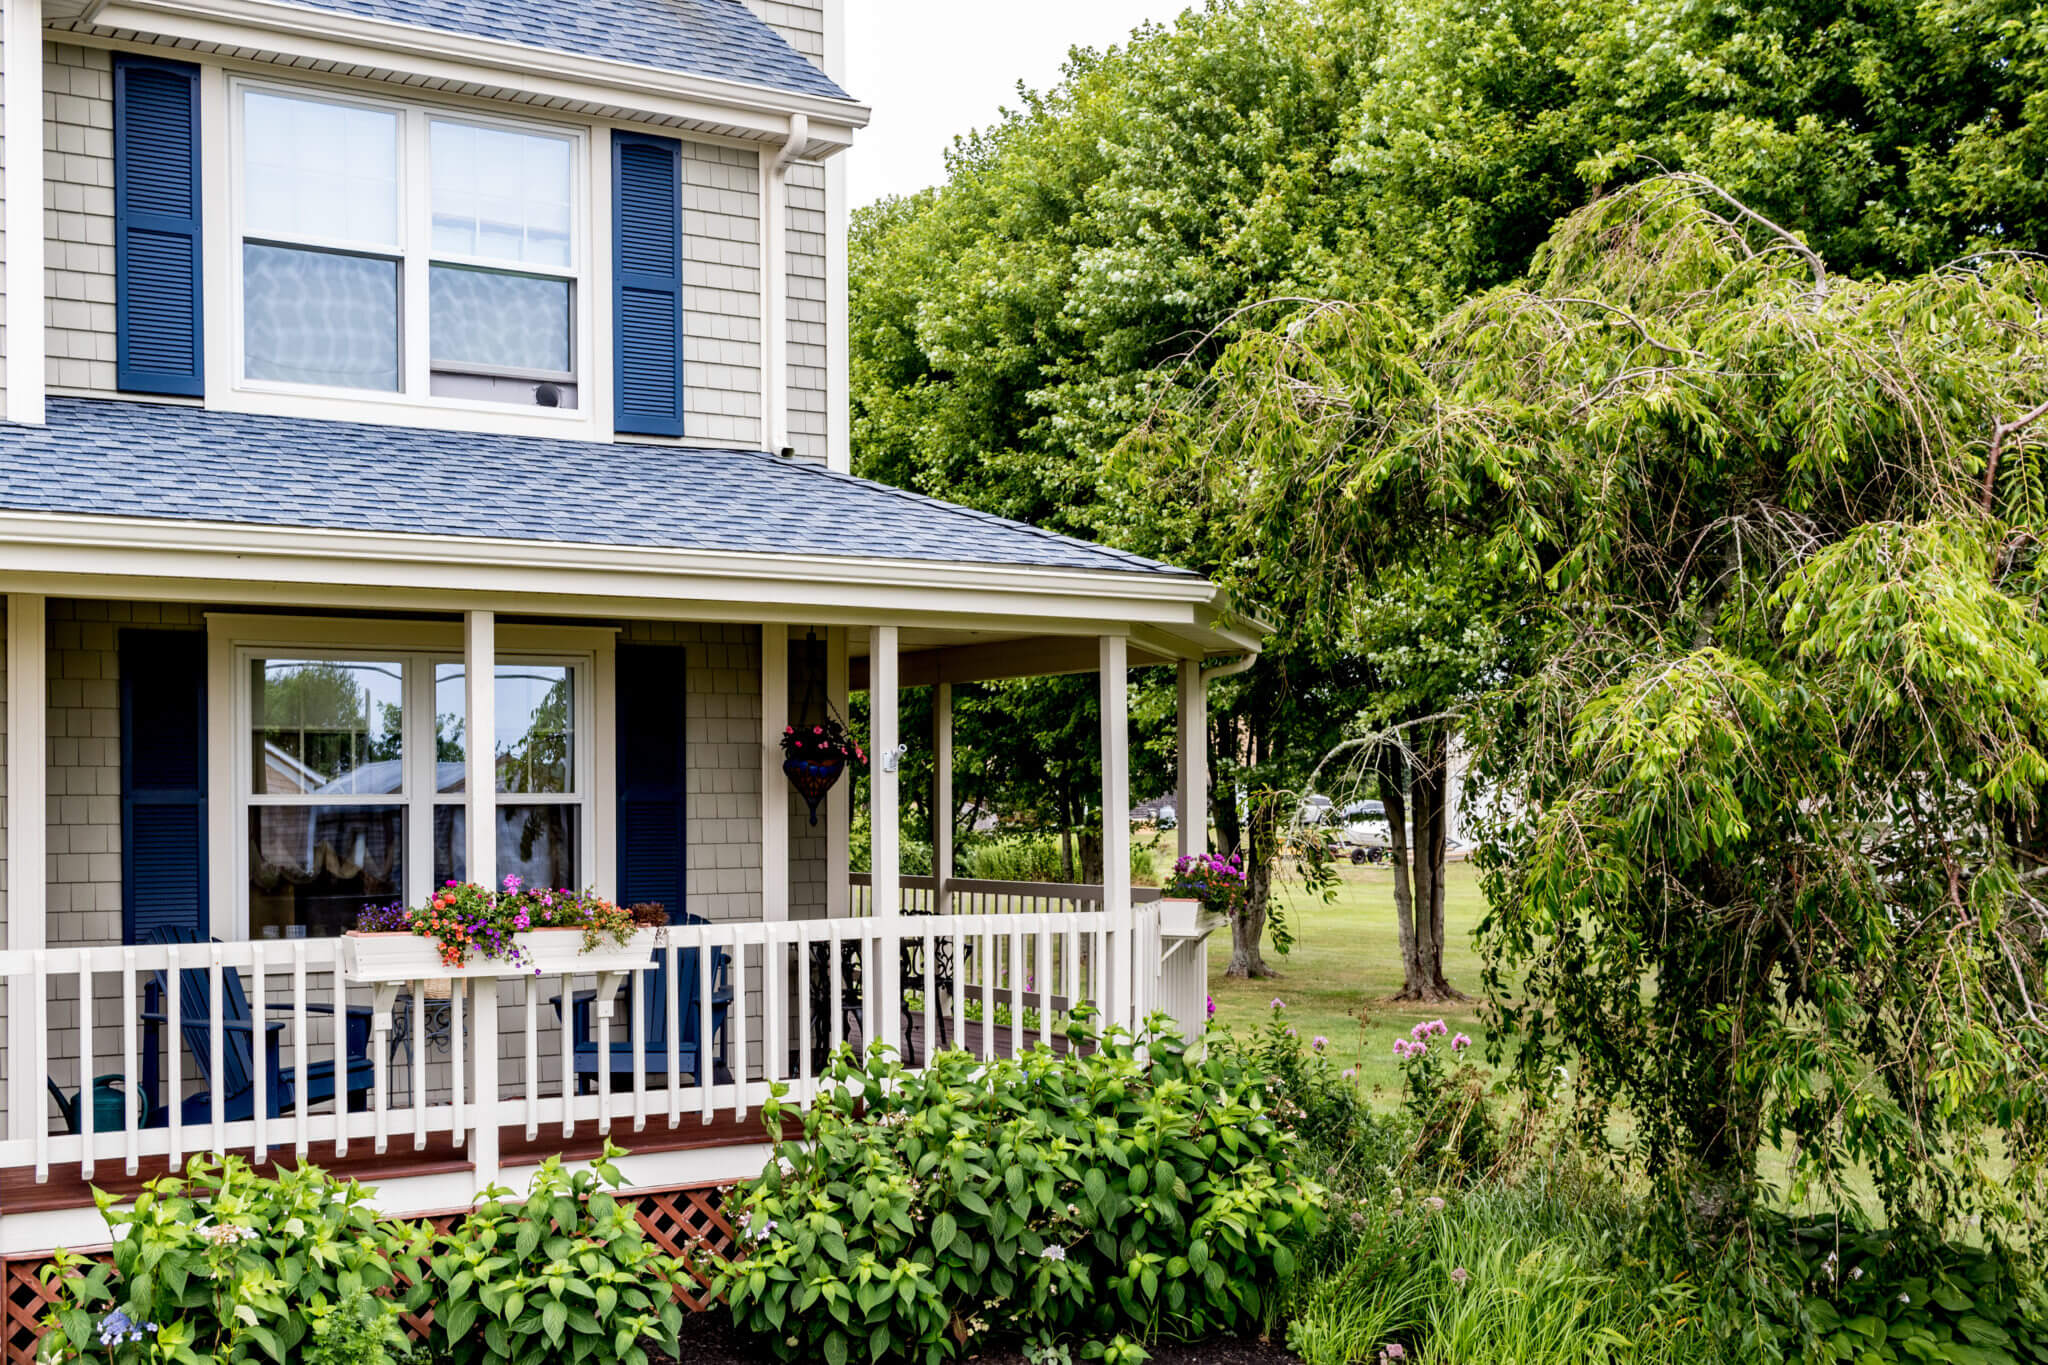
(229, 626, 600, 940)
(232, 81, 586, 412)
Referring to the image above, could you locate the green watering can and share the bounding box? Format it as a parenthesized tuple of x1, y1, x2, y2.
(46, 1075, 155, 1133)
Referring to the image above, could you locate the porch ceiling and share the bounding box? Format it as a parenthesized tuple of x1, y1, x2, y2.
(847, 630, 1189, 688)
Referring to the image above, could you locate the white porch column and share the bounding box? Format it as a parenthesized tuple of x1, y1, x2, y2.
(1100, 636, 1132, 1029)
(6, 595, 48, 1138)
(1176, 660, 1208, 860)
(870, 626, 900, 1052)
(3, 0, 48, 423)
(462, 610, 499, 1186)
(464, 612, 497, 887)
(761, 625, 790, 921)
(932, 681, 953, 913)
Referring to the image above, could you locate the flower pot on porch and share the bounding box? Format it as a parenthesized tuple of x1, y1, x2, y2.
(783, 755, 847, 824)
(1158, 896, 1228, 940)
(340, 927, 658, 984)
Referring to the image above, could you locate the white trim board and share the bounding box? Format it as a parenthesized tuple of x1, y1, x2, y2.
(0, 512, 1244, 653)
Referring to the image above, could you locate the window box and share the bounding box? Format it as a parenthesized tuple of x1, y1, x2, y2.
(340, 926, 657, 983)
(1158, 897, 1228, 940)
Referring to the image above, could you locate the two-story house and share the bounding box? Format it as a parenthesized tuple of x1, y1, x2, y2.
(0, 0, 1257, 1328)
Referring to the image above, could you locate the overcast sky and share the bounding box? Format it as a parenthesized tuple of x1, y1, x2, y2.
(842, 0, 1195, 206)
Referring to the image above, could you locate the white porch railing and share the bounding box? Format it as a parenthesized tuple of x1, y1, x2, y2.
(848, 873, 1165, 917)
(0, 904, 1167, 1192)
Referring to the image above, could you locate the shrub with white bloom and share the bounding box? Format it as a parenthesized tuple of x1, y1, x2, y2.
(1041, 1245, 1067, 1261)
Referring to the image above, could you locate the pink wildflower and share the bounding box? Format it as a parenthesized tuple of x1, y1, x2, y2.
(1452, 1033, 1472, 1051)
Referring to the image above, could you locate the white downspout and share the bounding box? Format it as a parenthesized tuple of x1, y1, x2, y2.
(1200, 653, 1258, 685)
(4, 0, 49, 422)
(761, 114, 809, 454)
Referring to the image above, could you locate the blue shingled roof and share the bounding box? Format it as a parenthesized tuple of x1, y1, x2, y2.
(0, 399, 1192, 578)
(278, 0, 853, 101)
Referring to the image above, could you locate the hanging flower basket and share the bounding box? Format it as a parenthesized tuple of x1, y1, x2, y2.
(782, 716, 865, 825)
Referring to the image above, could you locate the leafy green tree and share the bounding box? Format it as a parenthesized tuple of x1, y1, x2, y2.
(1149, 173, 2048, 1231)
(1346, 0, 2048, 313)
(851, 0, 1380, 971)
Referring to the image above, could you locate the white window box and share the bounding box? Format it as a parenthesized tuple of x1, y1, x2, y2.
(340, 926, 656, 984)
(1158, 897, 1228, 941)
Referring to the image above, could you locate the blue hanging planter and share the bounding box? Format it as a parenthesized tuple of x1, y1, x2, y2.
(784, 755, 846, 825)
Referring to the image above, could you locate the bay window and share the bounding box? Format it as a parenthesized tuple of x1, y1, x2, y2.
(234, 638, 594, 939)
(233, 82, 585, 412)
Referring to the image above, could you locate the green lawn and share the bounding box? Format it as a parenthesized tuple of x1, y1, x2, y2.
(1202, 858, 1493, 1106)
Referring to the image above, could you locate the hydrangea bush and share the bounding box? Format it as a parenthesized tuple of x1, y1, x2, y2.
(717, 1015, 1325, 1364)
(34, 1155, 426, 1364)
(356, 874, 635, 971)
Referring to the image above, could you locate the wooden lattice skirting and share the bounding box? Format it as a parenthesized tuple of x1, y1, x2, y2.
(0, 1182, 739, 1365)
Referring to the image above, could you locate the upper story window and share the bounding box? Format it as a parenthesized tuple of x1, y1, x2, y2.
(232, 82, 585, 412)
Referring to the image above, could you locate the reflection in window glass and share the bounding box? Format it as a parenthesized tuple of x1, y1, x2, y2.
(432, 805, 579, 891)
(248, 806, 403, 939)
(435, 663, 575, 794)
(429, 120, 573, 268)
(243, 90, 399, 247)
(430, 266, 571, 374)
(251, 658, 405, 795)
(243, 244, 400, 390)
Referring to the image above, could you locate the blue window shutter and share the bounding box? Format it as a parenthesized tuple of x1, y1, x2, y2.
(616, 645, 687, 914)
(613, 132, 685, 436)
(114, 55, 204, 397)
(121, 631, 209, 945)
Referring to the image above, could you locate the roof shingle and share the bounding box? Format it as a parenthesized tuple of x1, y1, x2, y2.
(0, 399, 1192, 579)
(270, 0, 853, 100)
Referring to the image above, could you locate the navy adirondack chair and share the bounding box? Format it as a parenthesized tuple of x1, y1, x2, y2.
(553, 919, 734, 1092)
(140, 928, 376, 1124)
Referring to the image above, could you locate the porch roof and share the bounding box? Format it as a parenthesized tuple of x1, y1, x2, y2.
(0, 399, 1193, 580)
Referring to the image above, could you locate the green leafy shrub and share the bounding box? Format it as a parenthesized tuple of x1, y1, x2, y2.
(35, 1155, 423, 1364)
(717, 1015, 1324, 1363)
(411, 1143, 685, 1365)
(1208, 1001, 1365, 1158)
(1723, 1219, 2048, 1364)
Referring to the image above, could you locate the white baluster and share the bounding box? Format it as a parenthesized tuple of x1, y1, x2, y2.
(449, 980, 464, 1150)
(207, 948, 226, 1153)
(77, 956, 95, 1182)
(559, 972, 574, 1139)
(33, 952, 50, 1184)
(698, 924, 715, 1127)
(663, 939, 680, 1130)
(167, 944, 184, 1172)
(413, 984, 428, 1150)
(524, 976, 540, 1142)
(122, 950, 140, 1177)
(250, 943, 267, 1166)
(292, 946, 309, 1161)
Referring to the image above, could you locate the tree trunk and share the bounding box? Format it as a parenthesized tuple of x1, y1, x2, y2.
(1059, 781, 1077, 883)
(1378, 744, 1419, 989)
(1224, 793, 1278, 978)
(1387, 726, 1468, 1003)
(1214, 789, 1241, 857)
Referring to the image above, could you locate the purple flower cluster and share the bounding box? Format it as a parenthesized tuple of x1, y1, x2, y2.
(1392, 1018, 1471, 1061)
(1163, 850, 1255, 918)
(357, 901, 409, 933)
